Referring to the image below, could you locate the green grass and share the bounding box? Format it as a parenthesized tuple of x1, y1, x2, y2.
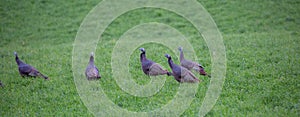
(1, 0, 299, 116)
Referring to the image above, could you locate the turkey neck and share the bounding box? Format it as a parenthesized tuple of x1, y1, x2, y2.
(167, 57, 174, 69)
(179, 50, 184, 61)
(89, 55, 94, 64)
(15, 54, 24, 65)
(140, 51, 147, 62)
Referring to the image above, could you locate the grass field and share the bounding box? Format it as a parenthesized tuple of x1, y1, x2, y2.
(1, 0, 299, 116)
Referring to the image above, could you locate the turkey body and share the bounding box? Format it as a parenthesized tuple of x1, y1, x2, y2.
(0, 80, 3, 87)
(165, 54, 200, 83)
(140, 48, 170, 76)
(178, 47, 210, 77)
(14, 52, 49, 80)
(85, 52, 101, 80)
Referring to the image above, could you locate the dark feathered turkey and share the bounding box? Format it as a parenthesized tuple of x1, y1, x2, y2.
(140, 48, 170, 76)
(85, 52, 101, 80)
(14, 52, 49, 80)
(0, 80, 3, 87)
(178, 47, 210, 77)
(165, 54, 200, 83)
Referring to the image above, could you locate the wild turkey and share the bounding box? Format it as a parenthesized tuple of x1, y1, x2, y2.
(178, 47, 210, 77)
(85, 52, 101, 80)
(165, 54, 200, 83)
(139, 48, 170, 76)
(0, 80, 3, 87)
(14, 52, 49, 80)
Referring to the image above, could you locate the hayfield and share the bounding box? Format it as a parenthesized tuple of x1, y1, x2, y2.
(0, 0, 299, 116)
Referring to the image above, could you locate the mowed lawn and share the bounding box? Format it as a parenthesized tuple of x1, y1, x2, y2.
(0, 0, 299, 116)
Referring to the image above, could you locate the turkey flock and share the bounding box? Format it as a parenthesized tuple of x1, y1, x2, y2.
(140, 47, 210, 83)
(12, 47, 209, 84)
